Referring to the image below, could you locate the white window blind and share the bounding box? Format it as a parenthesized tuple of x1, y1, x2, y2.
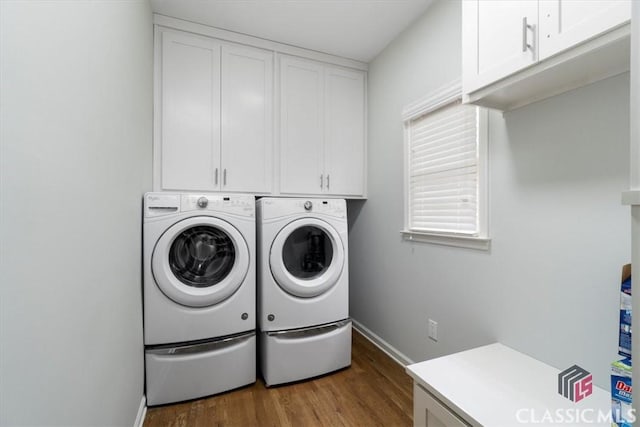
(408, 101, 480, 235)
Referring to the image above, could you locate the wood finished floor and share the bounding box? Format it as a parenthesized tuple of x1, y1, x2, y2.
(144, 330, 413, 427)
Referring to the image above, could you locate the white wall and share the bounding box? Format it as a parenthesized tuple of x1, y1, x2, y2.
(350, 0, 630, 388)
(0, 1, 153, 425)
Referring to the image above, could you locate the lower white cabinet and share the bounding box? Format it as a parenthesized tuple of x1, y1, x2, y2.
(413, 384, 468, 427)
(279, 55, 366, 197)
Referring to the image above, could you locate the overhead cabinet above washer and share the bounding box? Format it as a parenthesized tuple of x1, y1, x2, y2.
(279, 56, 366, 197)
(154, 18, 368, 199)
(156, 28, 273, 194)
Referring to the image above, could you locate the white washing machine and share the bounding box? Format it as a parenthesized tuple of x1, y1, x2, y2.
(257, 197, 351, 386)
(143, 192, 256, 405)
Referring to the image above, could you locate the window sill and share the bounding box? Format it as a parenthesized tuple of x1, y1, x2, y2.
(401, 230, 491, 251)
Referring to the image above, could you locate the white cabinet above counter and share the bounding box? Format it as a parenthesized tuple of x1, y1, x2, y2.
(153, 16, 368, 198)
(462, 0, 631, 111)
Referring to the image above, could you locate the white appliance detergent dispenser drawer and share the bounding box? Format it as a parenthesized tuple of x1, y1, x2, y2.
(261, 320, 351, 386)
(145, 332, 256, 406)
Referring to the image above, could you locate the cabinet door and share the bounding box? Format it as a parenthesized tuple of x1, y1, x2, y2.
(324, 66, 365, 196)
(279, 56, 325, 195)
(413, 384, 469, 427)
(161, 31, 221, 191)
(539, 0, 631, 60)
(220, 44, 273, 193)
(462, 0, 538, 94)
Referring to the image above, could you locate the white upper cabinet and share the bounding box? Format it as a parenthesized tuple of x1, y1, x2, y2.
(157, 29, 273, 193)
(279, 55, 366, 197)
(462, 0, 631, 110)
(220, 44, 273, 193)
(324, 67, 365, 196)
(462, 0, 538, 94)
(154, 19, 367, 198)
(279, 57, 325, 195)
(161, 31, 221, 191)
(539, 0, 631, 60)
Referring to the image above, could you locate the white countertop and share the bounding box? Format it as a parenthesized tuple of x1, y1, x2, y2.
(406, 343, 611, 427)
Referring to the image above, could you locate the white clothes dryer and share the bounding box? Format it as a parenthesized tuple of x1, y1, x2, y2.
(143, 192, 256, 405)
(257, 197, 351, 386)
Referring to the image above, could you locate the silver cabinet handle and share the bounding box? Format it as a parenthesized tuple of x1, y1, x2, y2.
(522, 17, 533, 52)
(326, 174, 330, 190)
(320, 174, 323, 190)
(214, 168, 219, 185)
(223, 169, 227, 186)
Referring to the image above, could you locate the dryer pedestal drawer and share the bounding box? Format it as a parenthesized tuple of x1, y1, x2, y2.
(145, 332, 256, 406)
(261, 320, 351, 386)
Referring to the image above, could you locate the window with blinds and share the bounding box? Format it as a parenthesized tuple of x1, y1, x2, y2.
(407, 102, 480, 235)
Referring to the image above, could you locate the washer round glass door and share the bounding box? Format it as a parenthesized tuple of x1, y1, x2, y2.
(269, 218, 344, 298)
(152, 216, 249, 307)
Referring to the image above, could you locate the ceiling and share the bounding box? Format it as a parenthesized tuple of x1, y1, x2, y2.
(150, 0, 434, 63)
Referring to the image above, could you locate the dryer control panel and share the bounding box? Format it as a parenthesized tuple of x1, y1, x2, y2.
(258, 198, 346, 220)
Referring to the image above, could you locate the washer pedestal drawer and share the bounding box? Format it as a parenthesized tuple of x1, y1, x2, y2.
(261, 319, 351, 386)
(145, 332, 256, 406)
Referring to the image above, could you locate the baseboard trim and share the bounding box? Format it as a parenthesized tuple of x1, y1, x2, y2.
(134, 395, 147, 427)
(351, 319, 414, 367)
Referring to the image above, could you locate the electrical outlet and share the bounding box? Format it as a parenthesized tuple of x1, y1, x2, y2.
(428, 319, 438, 341)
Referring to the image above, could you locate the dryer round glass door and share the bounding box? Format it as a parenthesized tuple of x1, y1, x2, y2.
(152, 216, 249, 307)
(269, 218, 344, 298)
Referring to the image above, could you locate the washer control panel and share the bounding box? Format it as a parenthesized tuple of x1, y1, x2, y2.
(182, 194, 254, 217)
(144, 193, 255, 218)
